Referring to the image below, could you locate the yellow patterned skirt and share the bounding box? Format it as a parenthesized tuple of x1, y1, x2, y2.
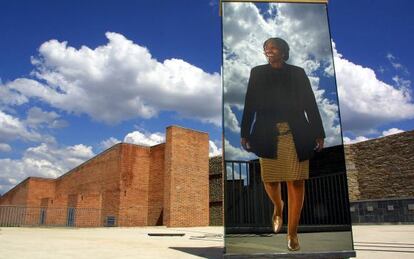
(259, 122, 309, 182)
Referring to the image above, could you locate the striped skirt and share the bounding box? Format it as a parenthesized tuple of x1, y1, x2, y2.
(259, 122, 309, 182)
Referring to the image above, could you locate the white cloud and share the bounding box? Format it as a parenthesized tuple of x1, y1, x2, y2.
(324, 61, 334, 77)
(343, 127, 405, 145)
(101, 130, 221, 157)
(386, 53, 409, 74)
(7, 32, 221, 125)
(0, 143, 94, 195)
(392, 75, 411, 90)
(382, 128, 404, 136)
(225, 164, 245, 182)
(224, 139, 256, 161)
(224, 104, 240, 133)
(334, 43, 414, 135)
(0, 110, 44, 143)
(123, 130, 165, 146)
(0, 85, 28, 108)
(26, 107, 68, 129)
(24, 143, 94, 169)
(209, 140, 222, 157)
(222, 3, 342, 147)
(343, 136, 370, 145)
(100, 137, 121, 150)
(0, 143, 11, 152)
(378, 66, 386, 74)
(209, 0, 217, 7)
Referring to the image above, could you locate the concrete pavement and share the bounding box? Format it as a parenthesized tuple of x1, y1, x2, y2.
(353, 225, 414, 259)
(0, 225, 413, 258)
(0, 226, 223, 259)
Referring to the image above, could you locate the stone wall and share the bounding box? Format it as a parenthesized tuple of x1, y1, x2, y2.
(345, 130, 414, 201)
(209, 156, 223, 226)
(205, 130, 414, 225)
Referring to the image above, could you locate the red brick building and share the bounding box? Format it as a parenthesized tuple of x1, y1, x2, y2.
(0, 126, 210, 227)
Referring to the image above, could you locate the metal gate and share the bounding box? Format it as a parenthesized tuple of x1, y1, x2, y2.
(225, 145, 352, 234)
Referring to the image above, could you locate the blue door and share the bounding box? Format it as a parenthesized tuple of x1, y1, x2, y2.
(67, 208, 75, 226)
(39, 208, 46, 225)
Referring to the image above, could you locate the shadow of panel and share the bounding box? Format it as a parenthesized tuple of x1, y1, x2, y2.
(169, 246, 224, 259)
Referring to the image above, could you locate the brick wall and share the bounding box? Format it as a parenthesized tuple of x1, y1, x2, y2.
(147, 143, 165, 225)
(27, 178, 56, 207)
(0, 145, 124, 227)
(0, 179, 30, 206)
(119, 144, 151, 226)
(164, 126, 209, 227)
(0, 126, 211, 228)
(55, 145, 122, 225)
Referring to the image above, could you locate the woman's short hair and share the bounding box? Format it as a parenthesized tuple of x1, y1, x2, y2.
(263, 38, 290, 61)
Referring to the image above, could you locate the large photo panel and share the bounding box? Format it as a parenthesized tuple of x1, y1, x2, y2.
(222, 1, 355, 256)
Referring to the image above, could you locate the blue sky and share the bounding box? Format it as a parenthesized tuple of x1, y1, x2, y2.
(0, 0, 222, 194)
(0, 0, 413, 194)
(329, 0, 414, 141)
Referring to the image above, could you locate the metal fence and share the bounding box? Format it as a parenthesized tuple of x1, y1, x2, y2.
(225, 156, 352, 234)
(0, 206, 102, 227)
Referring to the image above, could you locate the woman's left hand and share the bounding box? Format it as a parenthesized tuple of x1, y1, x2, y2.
(315, 138, 324, 152)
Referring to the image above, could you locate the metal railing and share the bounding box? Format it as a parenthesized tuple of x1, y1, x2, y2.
(225, 157, 352, 234)
(0, 206, 102, 227)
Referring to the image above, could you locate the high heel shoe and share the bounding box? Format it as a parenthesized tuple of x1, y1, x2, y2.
(272, 201, 284, 234)
(287, 235, 300, 251)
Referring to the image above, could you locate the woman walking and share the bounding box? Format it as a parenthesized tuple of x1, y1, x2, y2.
(240, 37, 325, 251)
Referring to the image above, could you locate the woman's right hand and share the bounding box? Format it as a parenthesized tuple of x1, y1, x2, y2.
(241, 138, 251, 151)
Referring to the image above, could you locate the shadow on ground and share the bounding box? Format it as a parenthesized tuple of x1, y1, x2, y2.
(169, 246, 224, 258)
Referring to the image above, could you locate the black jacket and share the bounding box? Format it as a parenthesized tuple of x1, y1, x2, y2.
(241, 63, 325, 161)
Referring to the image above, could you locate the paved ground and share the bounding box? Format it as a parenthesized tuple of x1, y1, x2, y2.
(352, 224, 414, 259)
(0, 225, 413, 258)
(0, 226, 223, 259)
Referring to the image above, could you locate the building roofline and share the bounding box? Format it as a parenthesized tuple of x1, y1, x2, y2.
(27, 177, 55, 181)
(1, 125, 209, 195)
(1, 177, 30, 197)
(345, 129, 413, 146)
(0, 176, 54, 198)
(150, 142, 166, 148)
(2, 141, 168, 196)
(57, 143, 124, 180)
(57, 142, 167, 181)
(166, 125, 209, 135)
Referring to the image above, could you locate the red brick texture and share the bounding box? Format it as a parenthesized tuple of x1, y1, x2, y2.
(119, 144, 151, 226)
(147, 143, 165, 226)
(164, 126, 209, 227)
(0, 125, 210, 227)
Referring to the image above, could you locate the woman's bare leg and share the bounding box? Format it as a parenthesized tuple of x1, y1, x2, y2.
(286, 179, 305, 250)
(263, 182, 283, 217)
(286, 180, 305, 236)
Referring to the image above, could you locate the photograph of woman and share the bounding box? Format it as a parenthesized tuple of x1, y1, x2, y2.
(240, 37, 326, 251)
